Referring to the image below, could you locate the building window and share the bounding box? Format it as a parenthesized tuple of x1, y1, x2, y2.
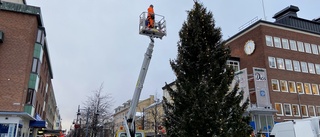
(311, 44, 319, 55)
(284, 104, 292, 116)
(304, 83, 312, 95)
(226, 60, 240, 72)
(277, 58, 285, 70)
(297, 41, 305, 52)
(292, 104, 300, 117)
(308, 63, 315, 74)
(301, 62, 308, 73)
(285, 59, 293, 71)
(305, 43, 312, 53)
(31, 58, 41, 74)
(36, 29, 45, 45)
(315, 64, 320, 74)
(280, 80, 288, 92)
(288, 81, 296, 93)
(316, 106, 320, 116)
(301, 105, 308, 117)
(311, 84, 319, 95)
(283, 104, 292, 116)
(268, 57, 277, 68)
(289, 40, 297, 51)
(266, 35, 273, 47)
(271, 79, 280, 91)
(308, 105, 315, 117)
(25, 89, 36, 106)
(296, 82, 304, 94)
(282, 38, 290, 49)
(293, 60, 301, 72)
(274, 37, 281, 48)
(275, 103, 283, 116)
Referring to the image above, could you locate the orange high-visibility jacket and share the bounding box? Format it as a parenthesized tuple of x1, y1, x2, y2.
(147, 7, 154, 18)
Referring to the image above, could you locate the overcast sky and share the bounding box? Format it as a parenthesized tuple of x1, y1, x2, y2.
(26, 0, 320, 130)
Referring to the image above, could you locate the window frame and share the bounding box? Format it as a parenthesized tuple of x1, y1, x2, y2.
(288, 81, 296, 93)
(282, 38, 290, 49)
(311, 44, 319, 55)
(268, 57, 277, 69)
(304, 83, 312, 95)
(285, 59, 293, 71)
(305, 43, 312, 53)
(289, 40, 297, 51)
(280, 80, 288, 92)
(274, 37, 281, 48)
(308, 105, 316, 117)
(226, 60, 240, 72)
(311, 84, 319, 95)
(271, 79, 280, 92)
(284, 103, 292, 116)
(315, 64, 320, 75)
(275, 103, 284, 116)
(36, 29, 45, 46)
(301, 62, 308, 73)
(292, 104, 300, 117)
(296, 82, 304, 94)
(301, 105, 308, 117)
(277, 58, 285, 70)
(308, 63, 315, 74)
(316, 106, 320, 116)
(265, 35, 273, 47)
(25, 88, 36, 106)
(293, 60, 301, 72)
(297, 41, 305, 52)
(31, 58, 41, 74)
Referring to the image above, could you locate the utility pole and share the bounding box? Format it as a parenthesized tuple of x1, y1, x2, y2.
(75, 105, 80, 137)
(85, 107, 90, 137)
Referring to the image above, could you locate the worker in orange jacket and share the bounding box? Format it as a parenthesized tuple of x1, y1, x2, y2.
(147, 4, 154, 28)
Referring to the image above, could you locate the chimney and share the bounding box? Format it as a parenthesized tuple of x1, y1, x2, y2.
(312, 17, 320, 23)
(273, 5, 299, 21)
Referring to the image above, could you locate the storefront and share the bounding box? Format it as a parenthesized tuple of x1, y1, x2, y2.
(0, 112, 35, 137)
(249, 108, 277, 137)
(29, 114, 46, 137)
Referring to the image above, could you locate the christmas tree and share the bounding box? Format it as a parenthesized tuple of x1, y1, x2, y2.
(163, 1, 252, 137)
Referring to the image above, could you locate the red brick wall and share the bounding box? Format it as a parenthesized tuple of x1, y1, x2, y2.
(0, 11, 38, 111)
(227, 23, 320, 121)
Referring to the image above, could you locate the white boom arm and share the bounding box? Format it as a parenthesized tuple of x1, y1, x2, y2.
(123, 37, 155, 137)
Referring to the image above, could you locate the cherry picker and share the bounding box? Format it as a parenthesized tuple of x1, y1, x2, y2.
(115, 11, 166, 137)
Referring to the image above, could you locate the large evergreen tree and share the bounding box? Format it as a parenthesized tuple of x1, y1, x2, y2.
(163, 2, 252, 137)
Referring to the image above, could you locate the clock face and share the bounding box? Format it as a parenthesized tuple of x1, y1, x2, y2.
(244, 40, 255, 55)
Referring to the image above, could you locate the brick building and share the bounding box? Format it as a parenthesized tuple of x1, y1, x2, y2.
(226, 5, 320, 135)
(0, 1, 60, 137)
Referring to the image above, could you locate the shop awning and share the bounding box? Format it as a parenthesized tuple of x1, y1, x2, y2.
(0, 111, 36, 120)
(29, 120, 46, 128)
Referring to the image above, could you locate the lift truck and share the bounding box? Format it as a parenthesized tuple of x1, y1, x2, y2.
(115, 12, 166, 137)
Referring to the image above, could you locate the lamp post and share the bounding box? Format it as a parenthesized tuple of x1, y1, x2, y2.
(74, 105, 91, 137)
(74, 105, 80, 137)
(85, 108, 90, 137)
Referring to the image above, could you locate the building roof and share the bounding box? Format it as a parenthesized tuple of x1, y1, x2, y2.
(226, 5, 320, 44)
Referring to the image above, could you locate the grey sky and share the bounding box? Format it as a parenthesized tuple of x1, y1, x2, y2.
(27, 0, 320, 130)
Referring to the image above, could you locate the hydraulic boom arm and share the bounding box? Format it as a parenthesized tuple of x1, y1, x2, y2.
(123, 37, 155, 137)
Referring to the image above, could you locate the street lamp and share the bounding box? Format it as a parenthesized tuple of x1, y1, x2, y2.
(74, 105, 91, 137)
